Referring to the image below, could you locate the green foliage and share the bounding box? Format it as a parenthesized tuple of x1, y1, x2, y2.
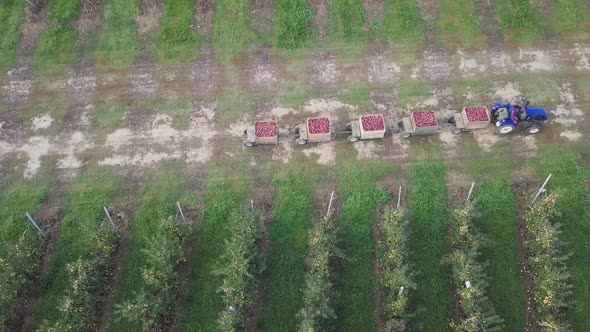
(329, 0, 365, 43)
(496, 0, 542, 43)
(154, 0, 198, 62)
(551, 0, 586, 37)
(474, 180, 526, 330)
(39, 229, 119, 331)
(298, 216, 338, 331)
(273, 0, 315, 49)
(34, 0, 81, 71)
(212, 0, 255, 59)
(438, 0, 484, 48)
(334, 161, 391, 331)
(260, 169, 316, 331)
(380, 208, 416, 331)
(0, 0, 25, 71)
(215, 211, 260, 331)
(408, 161, 452, 331)
(98, 0, 139, 67)
(117, 218, 188, 330)
(523, 193, 573, 331)
(445, 204, 503, 331)
(375, 0, 424, 44)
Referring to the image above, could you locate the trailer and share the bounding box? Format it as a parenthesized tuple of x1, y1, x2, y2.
(398, 111, 441, 138)
(448, 106, 491, 134)
(295, 117, 332, 145)
(344, 114, 387, 142)
(243, 121, 279, 147)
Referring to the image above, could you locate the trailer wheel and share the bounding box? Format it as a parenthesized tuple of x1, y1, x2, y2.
(244, 141, 254, 147)
(347, 135, 359, 142)
(293, 127, 300, 134)
(400, 132, 411, 139)
(448, 117, 456, 124)
(296, 138, 307, 145)
(527, 126, 541, 134)
(452, 128, 462, 134)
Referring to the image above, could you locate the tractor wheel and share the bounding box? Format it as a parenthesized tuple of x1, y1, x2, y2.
(400, 132, 411, 139)
(243, 141, 254, 147)
(452, 128, 462, 134)
(347, 135, 359, 142)
(296, 138, 307, 145)
(527, 126, 541, 134)
(496, 125, 515, 135)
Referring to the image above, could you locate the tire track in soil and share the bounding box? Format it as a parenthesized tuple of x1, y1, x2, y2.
(250, 0, 274, 41)
(309, 0, 330, 41)
(1, 2, 48, 109)
(194, 0, 216, 39)
(191, 47, 218, 97)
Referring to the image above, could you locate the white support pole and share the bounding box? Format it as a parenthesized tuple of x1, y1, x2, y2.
(397, 186, 402, 209)
(326, 191, 335, 217)
(176, 201, 187, 224)
(532, 174, 552, 204)
(251, 200, 254, 210)
(103, 206, 117, 231)
(466, 182, 475, 202)
(26, 213, 46, 239)
(24, 0, 38, 8)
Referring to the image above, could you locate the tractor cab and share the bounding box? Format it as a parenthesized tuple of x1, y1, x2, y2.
(491, 97, 547, 135)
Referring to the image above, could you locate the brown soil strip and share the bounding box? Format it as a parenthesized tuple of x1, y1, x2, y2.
(416, 0, 440, 43)
(76, 0, 104, 53)
(363, 0, 384, 31)
(17, 1, 48, 61)
(250, 0, 274, 40)
(473, 0, 503, 47)
(309, 0, 330, 41)
(136, 0, 163, 37)
(194, 0, 217, 39)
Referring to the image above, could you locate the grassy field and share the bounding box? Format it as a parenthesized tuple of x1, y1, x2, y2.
(437, 0, 484, 48)
(376, 0, 424, 44)
(333, 153, 392, 331)
(212, 0, 255, 59)
(551, 0, 588, 39)
(154, 0, 198, 62)
(179, 165, 249, 331)
(0, 0, 25, 71)
(407, 160, 452, 331)
(34, 0, 81, 72)
(97, 0, 139, 67)
(496, 0, 543, 43)
(273, 0, 314, 49)
(259, 163, 318, 330)
(31, 170, 122, 329)
(109, 164, 189, 331)
(531, 147, 590, 331)
(329, 0, 366, 45)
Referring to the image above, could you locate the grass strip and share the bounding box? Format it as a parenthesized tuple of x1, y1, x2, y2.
(531, 148, 590, 330)
(259, 167, 316, 330)
(333, 161, 391, 331)
(0, 178, 48, 329)
(97, 0, 139, 67)
(31, 170, 121, 329)
(474, 180, 526, 330)
(329, 0, 365, 44)
(496, 0, 542, 43)
(110, 164, 189, 331)
(551, 0, 587, 39)
(375, 0, 424, 44)
(437, 0, 484, 48)
(154, 0, 198, 62)
(34, 0, 81, 72)
(273, 0, 314, 49)
(407, 161, 452, 331)
(179, 168, 249, 331)
(0, 0, 25, 71)
(212, 0, 255, 60)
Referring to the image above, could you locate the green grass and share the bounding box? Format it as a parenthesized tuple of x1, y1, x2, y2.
(496, 0, 542, 43)
(397, 81, 431, 107)
(110, 163, 189, 331)
(407, 160, 452, 331)
(34, 0, 81, 72)
(375, 0, 424, 45)
(273, 0, 314, 49)
(333, 155, 392, 331)
(531, 147, 590, 331)
(179, 166, 249, 331)
(0, 0, 25, 71)
(89, 102, 128, 134)
(259, 164, 318, 331)
(154, 0, 199, 62)
(97, 0, 139, 67)
(329, 0, 366, 44)
(337, 83, 373, 108)
(31, 170, 122, 329)
(474, 180, 526, 330)
(212, 0, 255, 60)
(437, 0, 484, 48)
(551, 0, 588, 39)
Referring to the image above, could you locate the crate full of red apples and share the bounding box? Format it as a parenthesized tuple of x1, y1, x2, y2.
(306, 117, 332, 142)
(254, 121, 278, 144)
(461, 107, 490, 129)
(410, 111, 438, 131)
(359, 114, 386, 139)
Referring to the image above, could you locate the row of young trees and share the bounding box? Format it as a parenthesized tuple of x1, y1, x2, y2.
(445, 204, 503, 331)
(523, 193, 573, 331)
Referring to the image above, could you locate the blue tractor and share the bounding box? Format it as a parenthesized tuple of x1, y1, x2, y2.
(491, 97, 547, 135)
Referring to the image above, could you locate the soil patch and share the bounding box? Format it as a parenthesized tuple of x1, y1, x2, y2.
(191, 47, 218, 97)
(17, 2, 48, 59)
(194, 0, 216, 39)
(363, 0, 384, 31)
(309, 0, 329, 41)
(1, 65, 33, 109)
(249, 48, 278, 92)
(250, 0, 274, 39)
(136, 0, 163, 37)
(76, 0, 104, 45)
(368, 43, 400, 85)
(312, 53, 340, 89)
(68, 63, 97, 105)
(129, 59, 159, 102)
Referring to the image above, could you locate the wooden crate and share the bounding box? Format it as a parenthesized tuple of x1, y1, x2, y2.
(359, 114, 386, 139)
(306, 117, 332, 142)
(461, 107, 490, 129)
(410, 111, 438, 132)
(254, 121, 279, 145)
